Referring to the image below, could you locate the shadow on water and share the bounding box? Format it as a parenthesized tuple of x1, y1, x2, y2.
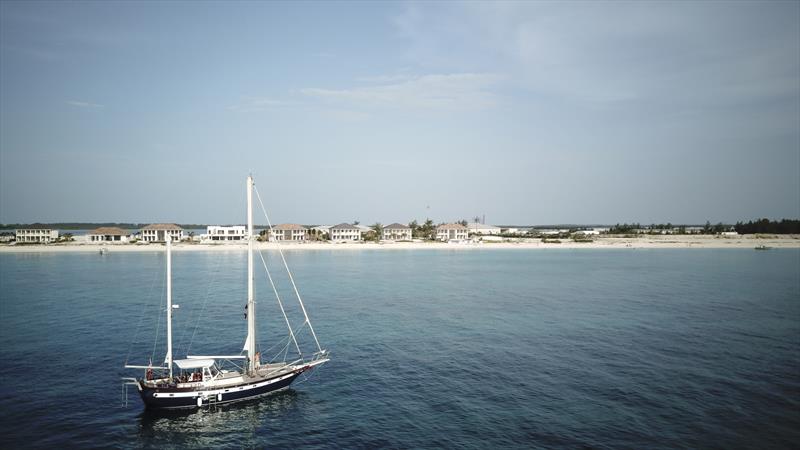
(136, 389, 301, 447)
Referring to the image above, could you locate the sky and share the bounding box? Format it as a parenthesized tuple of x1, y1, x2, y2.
(1, 1, 798, 226)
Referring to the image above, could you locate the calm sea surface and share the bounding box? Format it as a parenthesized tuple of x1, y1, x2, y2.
(0, 249, 798, 449)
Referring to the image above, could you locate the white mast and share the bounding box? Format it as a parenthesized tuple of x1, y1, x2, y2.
(165, 234, 173, 380)
(246, 175, 257, 373)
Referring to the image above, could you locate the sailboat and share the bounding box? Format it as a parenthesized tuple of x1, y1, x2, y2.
(123, 175, 329, 409)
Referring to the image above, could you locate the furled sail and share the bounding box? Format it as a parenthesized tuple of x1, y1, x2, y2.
(242, 334, 251, 353)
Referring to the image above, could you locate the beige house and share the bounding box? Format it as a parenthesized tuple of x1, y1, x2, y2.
(141, 224, 183, 242)
(382, 223, 412, 241)
(436, 223, 468, 242)
(15, 228, 59, 243)
(269, 224, 308, 241)
(88, 227, 130, 242)
(330, 223, 361, 242)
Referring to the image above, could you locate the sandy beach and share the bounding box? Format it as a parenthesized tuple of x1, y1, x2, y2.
(1, 235, 798, 253)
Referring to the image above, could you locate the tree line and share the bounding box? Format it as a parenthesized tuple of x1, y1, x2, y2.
(733, 219, 800, 234)
(609, 219, 800, 235)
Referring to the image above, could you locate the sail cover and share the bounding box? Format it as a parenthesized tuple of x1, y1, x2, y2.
(174, 358, 215, 370)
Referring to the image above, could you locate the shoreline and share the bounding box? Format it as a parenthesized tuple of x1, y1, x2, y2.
(1, 235, 798, 253)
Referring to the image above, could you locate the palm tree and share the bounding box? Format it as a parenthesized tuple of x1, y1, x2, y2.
(421, 218, 435, 240)
(371, 222, 383, 242)
(408, 220, 419, 238)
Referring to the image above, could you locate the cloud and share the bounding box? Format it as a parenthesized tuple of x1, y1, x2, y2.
(226, 97, 298, 112)
(391, 2, 800, 108)
(355, 74, 414, 83)
(66, 100, 103, 108)
(300, 73, 503, 111)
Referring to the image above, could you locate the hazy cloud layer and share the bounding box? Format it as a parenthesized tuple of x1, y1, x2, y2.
(66, 100, 103, 108)
(301, 73, 503, 111)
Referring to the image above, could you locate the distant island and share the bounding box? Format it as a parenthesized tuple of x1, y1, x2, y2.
(1, 218, 799, 234)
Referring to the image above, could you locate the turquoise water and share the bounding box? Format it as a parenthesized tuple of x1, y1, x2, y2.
(0, 249, 798, 448)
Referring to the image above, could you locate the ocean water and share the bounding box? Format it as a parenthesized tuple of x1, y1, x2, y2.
(0, 249, 798, 449)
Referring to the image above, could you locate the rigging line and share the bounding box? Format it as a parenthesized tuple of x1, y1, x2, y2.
(151, 263, 167, 364)
(253, 184, 323, 352)
(257, 248, 302, 356)
(261, 333, 292, 359)
(183, 251, 223, 356)
(268, 339, 292, 364)
(125, 256, 162, 365)
(281, 338, 290, 362)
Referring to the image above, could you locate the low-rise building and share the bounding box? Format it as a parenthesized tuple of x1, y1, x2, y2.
(204, 225, 247, 242)
(88, 227, 130, 242)
(141, 223, 183, 242)
(382, 223, 412, 241)
(467, 223, 502, 235)
(436, 223, 468, 242)
(269, 224, 308, 241)
(330, 223, 361, 242)
(15, 228, 59, 243)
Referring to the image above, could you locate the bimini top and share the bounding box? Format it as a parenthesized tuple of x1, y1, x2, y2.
(173, 358, 215, 370)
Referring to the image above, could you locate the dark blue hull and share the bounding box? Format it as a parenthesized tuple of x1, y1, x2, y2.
(138, 372, 302, 409)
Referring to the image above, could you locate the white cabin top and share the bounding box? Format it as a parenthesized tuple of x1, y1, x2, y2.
(174, 358, 215, 370)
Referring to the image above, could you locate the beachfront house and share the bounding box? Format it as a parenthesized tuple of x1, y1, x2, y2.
(15, 227, 59, 244)
(88, 227, 130, 242)
(436, 223, 468, 242)
(203, 225, 247, 242)
(141, 224, 184, 242)
(467, 223, 502, 235)
(382, 223, 412, 241)
(269, 224, 308, 241)
(330, 223, 361, 242)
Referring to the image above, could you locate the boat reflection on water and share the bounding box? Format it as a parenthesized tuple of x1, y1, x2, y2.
(137, 389, 303, 447)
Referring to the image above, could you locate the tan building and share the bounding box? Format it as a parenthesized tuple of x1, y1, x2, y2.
(141, 224, 183, 242)
(88, 227, 130, 242)
(269, 224, 308, 241)
(436, 223, 468, 242)
(15, 228, 59, 243)
(382, 223, 412, 241)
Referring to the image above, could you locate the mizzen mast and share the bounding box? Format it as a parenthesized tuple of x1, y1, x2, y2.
(245, 175, 257, 373)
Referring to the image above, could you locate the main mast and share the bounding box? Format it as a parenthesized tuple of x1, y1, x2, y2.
(165, 234, 173, 380)
(246, 175, 257, 373)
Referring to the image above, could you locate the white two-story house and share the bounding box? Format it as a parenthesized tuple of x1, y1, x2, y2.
(141, 224, 184, 242)
(436, 223, 468, 242)
(329, 223, 361, 242)
(269, 224, 308, 241)
(382, 223, 412, 241)
(15, 228, 59, 243)
(204, 225, 247, 242)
